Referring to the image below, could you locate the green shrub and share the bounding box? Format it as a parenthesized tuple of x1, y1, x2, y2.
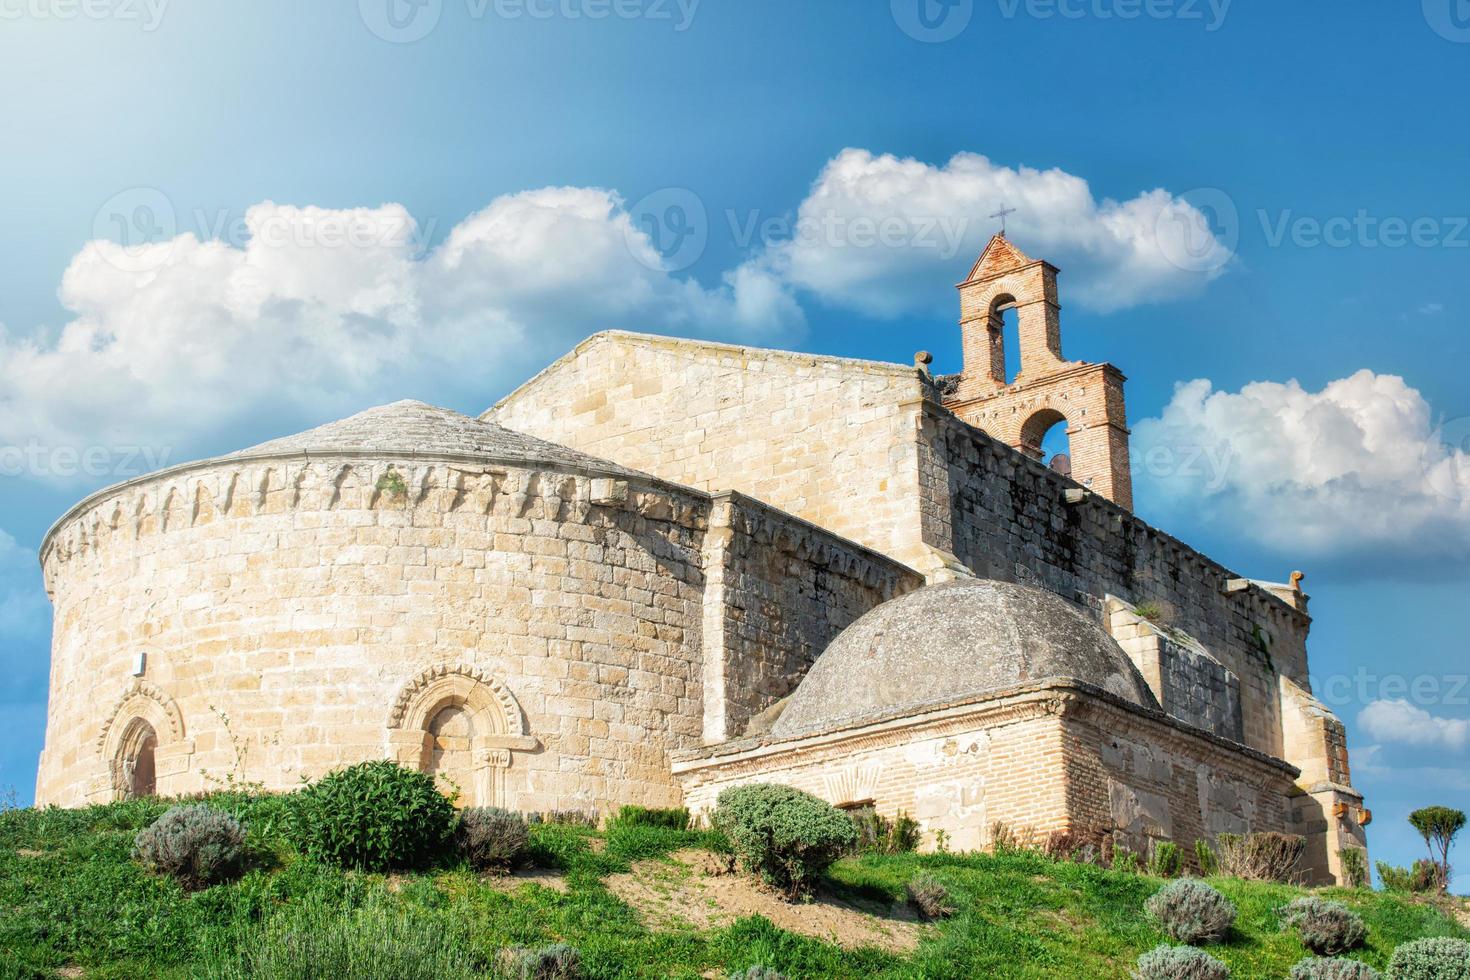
(1113, 847, 1141, 874)
(729, 969, 786, 980)
(1149, 841, 1183, 878)
(132, 803, 246, 890)
(905, 872, 954, 921)
(1280, 897, 1367, 956)
(1339, 847, 1369, 888)
(499, 943, 581, 979)
(1144, 879, 1236, 944)
(456, 806, 528, 871)
(607, 805, 690, 830)
(1135, 944, 1230, 980)
(203, 901, 483, 979)
(1290, 958, 1382, 980)
(1387, 937, 1470, 980)
(285, 761, 456, 871)
(1194, 839, 1218, 876)
(1377, 860, 1438, 893)
(712, 784, 857, 900)
(1216, 831, 1306, 883)
(849, 808, 921, 855)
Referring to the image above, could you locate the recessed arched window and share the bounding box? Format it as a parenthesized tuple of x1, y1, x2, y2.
(425, 702, 476, 800)
(117, 719, 158, 799)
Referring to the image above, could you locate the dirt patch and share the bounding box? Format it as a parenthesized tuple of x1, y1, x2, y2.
(606, 849, 925, 953)
(14, 849, 44, 858)
(483, 868, 570, 894)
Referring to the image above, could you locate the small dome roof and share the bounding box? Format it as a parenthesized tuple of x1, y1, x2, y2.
(770, 579, 1159, 738)
(229, 400, 645, 477)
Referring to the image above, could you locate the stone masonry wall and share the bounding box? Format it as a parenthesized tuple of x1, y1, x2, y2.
(37, 455, 712, 811)
(917, 403, 1311, 759)
(488, 332, 932, 569)
(701, 493, 923, 742)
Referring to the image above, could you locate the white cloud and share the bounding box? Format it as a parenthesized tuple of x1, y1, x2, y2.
(0, 188, 801, 470)
(1133, 370, 1470, 558)
(744, 148, 1233, 317)
(1358, 701, 1470, 753)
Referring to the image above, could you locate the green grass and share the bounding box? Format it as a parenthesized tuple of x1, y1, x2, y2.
(1, 796, 1464, 978)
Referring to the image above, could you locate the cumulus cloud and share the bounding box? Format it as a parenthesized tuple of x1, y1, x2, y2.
(0, 188, 801, 470)
(743, 148, 1233, 317)
(1358, 700, 1470, 753)
(1133, 370, 1470, 559)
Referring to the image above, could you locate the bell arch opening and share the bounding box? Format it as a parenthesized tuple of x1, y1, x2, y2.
(986, 293, 1021, 384)
(1020, 408, 1073, 476)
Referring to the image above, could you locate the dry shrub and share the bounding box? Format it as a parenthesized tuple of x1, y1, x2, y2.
(1215, 832, 1305, 883)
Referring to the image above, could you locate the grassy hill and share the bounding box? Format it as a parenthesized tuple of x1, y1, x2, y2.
(1, 794, 1465, 979)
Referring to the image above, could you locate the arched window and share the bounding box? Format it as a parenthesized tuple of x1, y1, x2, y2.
(385, 666, 540, 810)
(117, 719, 158, 799)
(425, 702, 476, 799)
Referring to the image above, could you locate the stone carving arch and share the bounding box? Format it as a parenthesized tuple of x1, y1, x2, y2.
(96, 681, 191, 801)
(385, 665, 539, 808)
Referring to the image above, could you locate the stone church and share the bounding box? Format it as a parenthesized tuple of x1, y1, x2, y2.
(35, 234, 1369, 884)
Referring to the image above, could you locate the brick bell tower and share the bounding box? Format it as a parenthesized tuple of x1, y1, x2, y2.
(942, 234, 1134, 510)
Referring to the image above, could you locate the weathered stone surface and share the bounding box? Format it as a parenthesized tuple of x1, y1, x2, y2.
(770, 579, 1158, 738)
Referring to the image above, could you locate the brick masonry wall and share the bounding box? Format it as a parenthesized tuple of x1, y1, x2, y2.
(488, 332, 932, 569)
(675, 685, 1310, 875)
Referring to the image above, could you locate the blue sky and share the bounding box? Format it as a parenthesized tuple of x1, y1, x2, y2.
(2, 0, 1468, 885)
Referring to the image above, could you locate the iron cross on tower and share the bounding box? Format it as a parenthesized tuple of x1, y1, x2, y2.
(990, 203, 1016, 235)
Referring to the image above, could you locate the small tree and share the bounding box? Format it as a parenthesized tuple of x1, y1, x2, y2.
(1407, 806, 1465, 893)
